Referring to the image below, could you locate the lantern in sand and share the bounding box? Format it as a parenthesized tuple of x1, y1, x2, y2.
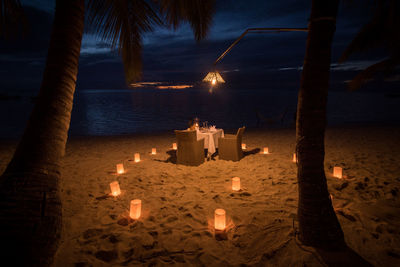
(241, 143, 246, 150)
(214, 209, 226, 231)
(110, 181, 121, 196)
(116, 163, 124, 174)
(172, 143, 177, 150)
(292, 153, 297, 163)
(151, 148, 156, 155)
(130, 199, 142, 219)
(263, 147, 269, 154)
(134, 153, 140, 163)
(232, 177, 241, 191)
(333, 166, 342, 179)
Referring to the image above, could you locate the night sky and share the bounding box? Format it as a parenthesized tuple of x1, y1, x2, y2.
(0, 0, 398, 93)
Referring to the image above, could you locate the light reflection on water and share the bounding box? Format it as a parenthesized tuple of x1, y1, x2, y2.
(0, 87, 399, 138)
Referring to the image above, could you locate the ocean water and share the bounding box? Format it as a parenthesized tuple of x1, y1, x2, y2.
(1, 87, 399, 139)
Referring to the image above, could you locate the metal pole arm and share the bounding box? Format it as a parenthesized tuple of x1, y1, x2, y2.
(213, 27, 308, 66)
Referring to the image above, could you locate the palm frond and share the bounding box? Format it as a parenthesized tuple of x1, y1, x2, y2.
(340, 0, 400, 89)
(347, 56, 399, 90)
(86, 0, 162, 83)
(157, 0, 215, 41)
(338, 19, 385, 63)
(0, 0, 27, 39)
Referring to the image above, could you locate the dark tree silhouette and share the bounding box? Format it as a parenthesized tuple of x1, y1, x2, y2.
(296, 0, 345, 248)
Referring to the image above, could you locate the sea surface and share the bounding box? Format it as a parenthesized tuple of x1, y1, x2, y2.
(1, 87, 400, 139)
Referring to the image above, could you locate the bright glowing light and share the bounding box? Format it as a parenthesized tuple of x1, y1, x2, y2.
(134, 153, 140, 163)
(202, 71, 225, 85)
(232, 177, 240, 191)
(214, 209, 226, 231)
(157, 85, 193, 90)
(333, 166, 342, 179)
(293, 153, 297, 163)
(263, 147, 269, 154)
(116, 163, 124, 174)
(151, 148, 156, 155)
(110, 181, 121, 196)
(172, 143, 177, 150)
(130, 199, 142, 219)
(242, 143, 246, 150)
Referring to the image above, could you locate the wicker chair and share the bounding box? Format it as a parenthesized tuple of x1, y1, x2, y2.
(218, 127, 245, 161)
(174, 130, 205, 166)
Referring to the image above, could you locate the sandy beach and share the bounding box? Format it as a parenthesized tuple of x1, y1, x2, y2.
(1, 125, 400, 266)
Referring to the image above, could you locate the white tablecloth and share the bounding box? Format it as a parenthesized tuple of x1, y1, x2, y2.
(197, 129, 224, 154)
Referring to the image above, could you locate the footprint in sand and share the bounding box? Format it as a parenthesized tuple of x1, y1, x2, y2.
(82, 228, 103, 239)
(212, 194, 222, 203)
(166, 216, 178, 223)
(94, 249, 118, 263)
(122, 248, 135, 259)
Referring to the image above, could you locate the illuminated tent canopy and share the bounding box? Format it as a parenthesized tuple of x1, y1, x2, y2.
(202, 71, 225, 85)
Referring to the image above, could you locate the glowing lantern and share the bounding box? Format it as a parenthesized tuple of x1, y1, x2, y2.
(263, 147, 269, 154)
(293, 153, 297, 163)
(172, 143, 177, 150)
(242, 143, 246, 150)
(202, 71, 225, 85)
(330, 194, 334, 201)
(110, 181, 121, 196)
(151, 148, 156, 155)
(333, 166, 342, 179)
(134, 153, 140, 163)
(232, 177, 240, 191)
(130, 199, 142, 220)
(116, 163, 124, 174)
(214, 209, 226, 231)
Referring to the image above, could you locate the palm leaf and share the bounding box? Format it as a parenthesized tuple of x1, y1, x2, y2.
(339, 0, 400, 89)
(156, 0, 215, 41)
(86, 0, 162, 83)
(0, 0, 27, 39)
(346, 56, 400, 90)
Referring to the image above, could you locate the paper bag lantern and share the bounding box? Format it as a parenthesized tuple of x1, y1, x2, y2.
(134, 153, 140, 163)
(293, 153, 297, 163)
(130, 199, 142, 219)
(151, 148, 156, 155)
(172, 143, 177, 150)
(116, 163, 124, 174)
(110, 181, 121, 196)
(232, 177, 240, 191)
(263, 147, 269, 154)
(241, 143, 246, 150)
(333, 166, 342, 178)
(214, 209, 226, 231)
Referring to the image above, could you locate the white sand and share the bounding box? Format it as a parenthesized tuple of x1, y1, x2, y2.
(1, 126, 400, 266)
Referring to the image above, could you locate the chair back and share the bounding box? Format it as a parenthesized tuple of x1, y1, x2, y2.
(236, 126, 245, 142)
(175, 130, 197, 143)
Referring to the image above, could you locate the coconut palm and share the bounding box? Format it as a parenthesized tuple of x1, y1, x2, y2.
(0, 0, 215, 266)
(339, 0, 400, 90)
(296, 0, 345, 248)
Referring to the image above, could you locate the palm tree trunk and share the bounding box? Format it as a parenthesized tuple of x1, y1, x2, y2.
(0, 0, 84, 266)
(296, 0, 345, 248)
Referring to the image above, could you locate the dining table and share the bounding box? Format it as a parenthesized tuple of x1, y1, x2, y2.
(196, 128, 224, 155)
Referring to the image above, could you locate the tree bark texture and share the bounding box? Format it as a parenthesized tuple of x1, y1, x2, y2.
(296, 0, 345, 249)
(0, 1, 85, 266)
